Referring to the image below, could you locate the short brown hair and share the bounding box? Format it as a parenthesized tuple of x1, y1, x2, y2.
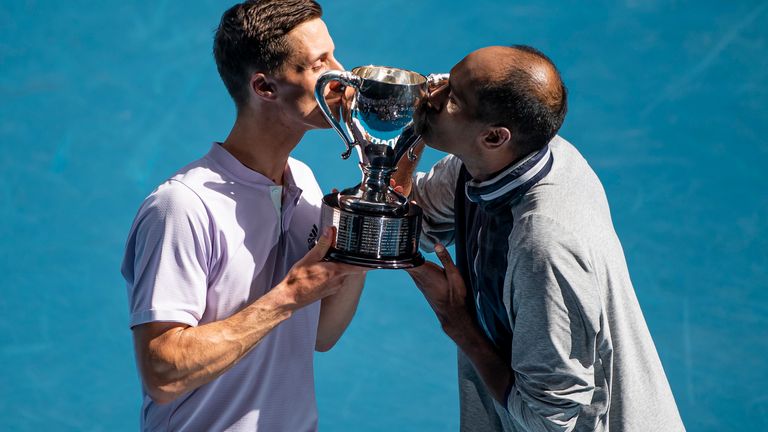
(213, 0, 323, 107)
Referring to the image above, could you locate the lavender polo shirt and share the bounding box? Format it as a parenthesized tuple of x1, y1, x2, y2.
(121, 143, 324, 431)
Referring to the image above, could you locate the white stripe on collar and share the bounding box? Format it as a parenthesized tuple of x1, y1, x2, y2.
(478, 146, 552, 201)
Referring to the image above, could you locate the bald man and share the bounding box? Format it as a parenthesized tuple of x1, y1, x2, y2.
(397, 46, 685, 431)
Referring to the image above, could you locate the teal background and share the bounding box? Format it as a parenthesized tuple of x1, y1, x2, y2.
(1, 1, 767, 430)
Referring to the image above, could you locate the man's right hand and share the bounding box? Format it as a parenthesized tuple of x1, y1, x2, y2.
(271, 226, 365, 311)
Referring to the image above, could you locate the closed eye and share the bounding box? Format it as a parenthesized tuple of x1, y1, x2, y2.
(311, 56, 333, 71)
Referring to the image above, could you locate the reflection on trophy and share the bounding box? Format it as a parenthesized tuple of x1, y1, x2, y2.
(315, 66, 447, 269)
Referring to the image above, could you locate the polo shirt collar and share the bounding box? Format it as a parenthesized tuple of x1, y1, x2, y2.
(465, 143, 553, 211)
(207, 142, 299, 190)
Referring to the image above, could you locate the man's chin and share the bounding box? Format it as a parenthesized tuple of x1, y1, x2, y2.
(423, 139, 442, 151)
(307, 106, 337, 130)
(420, 133, 449, 153)
(418, 129, 437, 148)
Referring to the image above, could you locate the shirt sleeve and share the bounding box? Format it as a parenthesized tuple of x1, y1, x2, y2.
(503, 214, 602, 431)
(121, 180, 211, 328)
(411, 154, 462, 252)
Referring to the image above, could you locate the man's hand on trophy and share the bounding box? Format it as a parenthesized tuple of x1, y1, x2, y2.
(389, 178, 416, 202)
(273, 227, 366, 311)
(405, 243, 474, 344)
(426, 73, 449, 96)
(391, 140, 424, 197)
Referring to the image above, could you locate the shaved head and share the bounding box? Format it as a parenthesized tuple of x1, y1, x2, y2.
(458, 45, 567, 153)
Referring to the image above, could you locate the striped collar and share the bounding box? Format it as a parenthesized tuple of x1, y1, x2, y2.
(465, 143, 553, 211)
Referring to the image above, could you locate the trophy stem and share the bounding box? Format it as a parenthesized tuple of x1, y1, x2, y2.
(361, 164, 394, 195)
(337, 164, 407, 215)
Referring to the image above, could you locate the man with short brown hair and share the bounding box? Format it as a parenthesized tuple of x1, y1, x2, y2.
(121, 1, 367, 430)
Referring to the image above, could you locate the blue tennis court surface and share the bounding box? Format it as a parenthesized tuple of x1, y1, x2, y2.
(1, 1, 766, 430)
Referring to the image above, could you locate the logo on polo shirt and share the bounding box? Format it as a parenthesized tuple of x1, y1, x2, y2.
(307, 224, 319, 250)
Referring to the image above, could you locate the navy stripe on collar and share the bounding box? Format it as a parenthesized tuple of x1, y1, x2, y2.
(465, 144, 553, 208)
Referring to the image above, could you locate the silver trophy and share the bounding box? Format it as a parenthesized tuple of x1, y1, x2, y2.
(315, 66, 447, 269)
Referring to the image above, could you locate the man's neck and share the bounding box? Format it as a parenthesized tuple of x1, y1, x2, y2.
(222, 110, 306, 185)
(462, 149, 522, 182)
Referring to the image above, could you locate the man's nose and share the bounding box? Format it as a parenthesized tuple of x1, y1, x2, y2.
(325, 58, 346, 93)
(324, 58, 346, 93)
(330, 57, 344, 71)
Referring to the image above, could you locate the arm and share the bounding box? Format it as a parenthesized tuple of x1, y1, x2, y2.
(314, 188, 368, 352)
(406, 244, 513, 403)
(401, 154, 463, 251)
(133, 294, 290, 404)
(315, 272, 366, 352)
(133, 228, 365, 404)
(392, 141, 425, 197)
(503, 215, 600, 431)
(451, 320, 513, 404)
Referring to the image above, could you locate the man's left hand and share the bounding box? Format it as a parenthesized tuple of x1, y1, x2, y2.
(406, 243, 475, 344)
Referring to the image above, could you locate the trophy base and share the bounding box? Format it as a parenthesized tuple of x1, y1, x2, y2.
(326, 250, 425, 269)
(321, 193, 424, 269)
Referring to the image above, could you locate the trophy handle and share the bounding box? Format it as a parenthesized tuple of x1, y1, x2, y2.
(407, 137, 423, 161)
(392, 121, 422, 164)
(315, 70, 362, 159)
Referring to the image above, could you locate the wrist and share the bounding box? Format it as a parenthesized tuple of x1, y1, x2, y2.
(447, 319, 487, 351)
(261, 283, 297, 316)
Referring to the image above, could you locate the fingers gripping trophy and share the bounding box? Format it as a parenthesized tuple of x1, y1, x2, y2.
(315, 67, 447, 269)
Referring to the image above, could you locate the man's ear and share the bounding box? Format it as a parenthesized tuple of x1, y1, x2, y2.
(481, 126, 512, 150)
(250, 72, 278, 101)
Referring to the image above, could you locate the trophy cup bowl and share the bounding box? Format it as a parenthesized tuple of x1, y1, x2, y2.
(315, 66, 444, 269)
